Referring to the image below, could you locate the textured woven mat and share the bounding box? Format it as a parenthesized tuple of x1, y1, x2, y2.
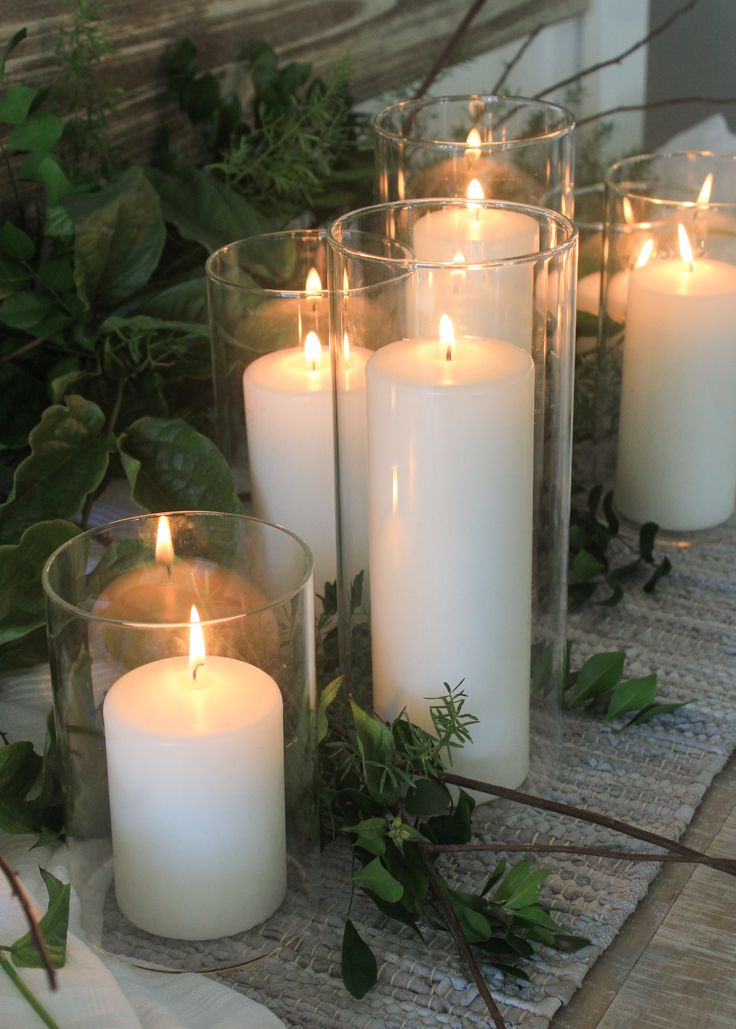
(217, 513, 736, 1028)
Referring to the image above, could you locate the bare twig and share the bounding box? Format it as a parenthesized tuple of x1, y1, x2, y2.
(411, 0, 488, 103)
(576, 94, 736, 127)
(438, 772, 736, 878)
(0, 322, 74, 364)
(491, 27, 541, 95)
(534, 0, 700, 100)
(418, 846, 506, 1029)
(0, 854, 57, 990)
(425, 840, 736, 875)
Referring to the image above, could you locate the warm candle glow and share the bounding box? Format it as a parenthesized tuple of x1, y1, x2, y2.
(465, 127, 481, 159)
(305, 267, 322, 295)
(155, 515, 174, 566)
(466, 178, 484, 201)
(304, 329, 322, 370)
(622, 196, 635, 224)
(677, 223, 694, 272)
(343, 331, 350, 364)
(635, 238, 654, 269)
(450, 250, 466, 289)
(697, 172, 714, 206)
(188, 605, 205, 676)
(439, 313, 456, 361)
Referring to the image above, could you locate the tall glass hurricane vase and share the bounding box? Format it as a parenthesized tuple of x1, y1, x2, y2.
(598, 151, 736, 531)
(328, 199, 577, 795)
(374, 95, 575, 216)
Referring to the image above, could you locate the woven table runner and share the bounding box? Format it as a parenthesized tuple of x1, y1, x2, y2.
(218, 514, 736, 1027)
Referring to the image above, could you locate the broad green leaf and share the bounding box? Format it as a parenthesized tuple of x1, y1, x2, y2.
(0, 253, 32, 297)
(349, 699, 396, 801)
(644, 556, 672, 593)
(11, 868, 70, 969)
(0, 222, 35, 260)
(118, 417, 240, 514)
(605, 674, 658, 721)
(481, 859, 508, 896)
(146, 166, 264, 253)
(0, 797, 36, 833)
(0, 290, 55, 330)
(568, 651, 626, 707)
(0, 519, 80, 644)
(353, 857, 403, 903)
(7, 111, 64, 152)
(639, 522, 659, 562)
(446, 888, 491, 943)
(0, 364, 47, 451)
(19, 151, 73, 204)
(0, 396, 113, 545)
(505, 869, 550, 910)
(0, 28, 27, 82)
(493, 858, 537, 903)
(571, 548, 605, 583)
(0, 84, 36, 124)
(620, 699, 692, 730)
(341, 919, 377, 999)
(38, 258, 75, 292)
(343, 816, 386, 856)
(406, 777, 451, 817)
(121, 276, 208, 324)
(316, 674, 343, 743)
(552, 933, 591, 952)
(64, 166, 165, 307)
(512, 904, 560, 929)
(383, 842, 428, 915)
(425, 789, 474, 845)
(0, 741, 41, 796)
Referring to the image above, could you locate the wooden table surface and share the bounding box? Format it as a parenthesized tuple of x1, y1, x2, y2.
(553, 752, 736, 1028)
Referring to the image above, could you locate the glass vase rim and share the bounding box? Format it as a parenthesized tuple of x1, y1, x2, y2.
(373, 93, 575, 148)
(205, 229, 328, 297)
(328, 198, 578, 270)
(42, 510, 314, 629)
(605, 149, 736, 209)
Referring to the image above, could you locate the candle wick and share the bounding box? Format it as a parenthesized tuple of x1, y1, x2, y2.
(191, 661, 205, 682)
(165, 563, 172, 579)
(311, 360, 317, 372)
(446, 345, 453, 362)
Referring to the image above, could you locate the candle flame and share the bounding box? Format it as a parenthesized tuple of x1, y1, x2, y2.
(450, 250, 466, 287)
(465, 127, 481, 159)
(622, 196, 635, 225)
(305, 267, 322, 295)
(634, 238, 654, 269)
(188, 605, 206, 676)
(466, 178, 484, 201)
(343, 331, 350, 364)
(155, 515, 174, 566)
(342, 268, 349, 292)
(677, 223, 694, 272)
(697, 172, 714, 206)
(391, 464, 399, 515)
(439, 313, 456, 362)
(304, 329, 322, 370)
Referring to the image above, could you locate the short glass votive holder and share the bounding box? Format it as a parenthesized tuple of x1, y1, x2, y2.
(206, 230, 339, 596)
(599, 151, 736, 531)
(328, 198, 578, 795)
(374, 95, 575, 215)
(43, 511, 318, 972)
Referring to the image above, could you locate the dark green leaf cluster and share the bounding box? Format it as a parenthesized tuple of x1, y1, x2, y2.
(0, 711, 64, 837)
(562, 646, 691, 730)
(569, 485, 672, 609)
(319, 683, 588, 999)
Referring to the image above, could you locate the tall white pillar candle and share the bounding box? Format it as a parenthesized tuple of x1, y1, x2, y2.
(615, 254, 736, 530)
(104, 655, 286, 940)
(366, 327, 534, 789)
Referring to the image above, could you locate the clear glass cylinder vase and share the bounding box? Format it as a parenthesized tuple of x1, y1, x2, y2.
(599, 151, 736, 531)
(43, 511, 317, 971)
(327, 199, 577, 794)
(206, 231, 338, 597)
(374, 95, 575, 215)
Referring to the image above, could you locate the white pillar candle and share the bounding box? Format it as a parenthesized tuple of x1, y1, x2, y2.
(366, 320, 534, 789)
(577, 270, 629, 321)
(411, 187, 538, 345)
(243, 332, 336, 593)
(335, 338, 372, 585)
(616, 241, 736, 530)
(104, 637, 286, 941)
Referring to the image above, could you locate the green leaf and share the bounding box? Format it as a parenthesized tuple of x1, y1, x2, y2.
(512, 904, 560, 929)
(620, 699, 692, 730)
(0, 519, 80, 644)
(0, 28, 27, 83)
(0, 797, 37, 833)
(146, 166, 264, 253)
(639, 522, 659, 562)
(0, 364, 47, 450)
(353, 857, 403, 903)
(7, 112, 64, 152)
(317, 675, 344, 743)
(0, 741, 41, 796)
(446, 888, 491, 943)
(481, 859, 508, 896)
(343, 817, 386, 857)
(602, 490, 619, 535)
(341, 919, 377, 999)
(0, 290, 55, 331)
(122, 276, 208, 324)
(0, 222, 35, 260)
(0, 396, 113, 545)
(568, 651, 626, 707)
(19, 152, 72, 204)
(571, 547, 606, 583)
(644, 556, 672, 593)
(552, 933, 591, 952)
(0, 254, 32, 297)
(425, 789, 474, 845)
(118, 417, 240, 514)
(64, 166, 165, 307)
(605, 674, 659, 721)
(0, 84, 36, 124)
(349, 699, 396, 801)
(493, 858, 536, 902)
(406, 777, 451, 817)
(11, 869, 70, 969)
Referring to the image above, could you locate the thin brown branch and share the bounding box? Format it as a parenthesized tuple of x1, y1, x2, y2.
(411, 0, 489, 103)
(418, 846, 506, 1029)
(425, 840, 736, 874)
(0, 321, 74, 364)
(577, 95, 736, 127)
(438, 772, 736, 878)
(0, 854, 57, 990)
(534, 0, 700, 100)
(491, 27, 541, 95)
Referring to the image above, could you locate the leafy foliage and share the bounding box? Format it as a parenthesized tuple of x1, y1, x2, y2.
(569, 485, 672, 610)
(319, 683, 588, 999)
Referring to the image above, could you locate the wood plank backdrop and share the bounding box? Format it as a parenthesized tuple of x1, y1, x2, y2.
(2, 0, 585, 169)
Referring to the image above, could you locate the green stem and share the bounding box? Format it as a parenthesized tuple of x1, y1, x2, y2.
(0, 143, 23, 214)
(0, 955, 61, 1029)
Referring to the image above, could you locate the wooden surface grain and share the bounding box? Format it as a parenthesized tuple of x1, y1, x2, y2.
(555, 753, 736, 1028)
(2, 0, 586, 168)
